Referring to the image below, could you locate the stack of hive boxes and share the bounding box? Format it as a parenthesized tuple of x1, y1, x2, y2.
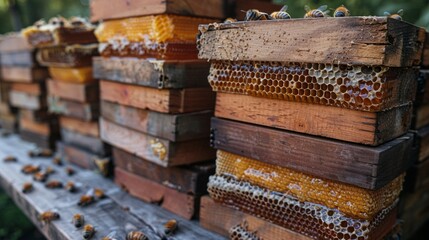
(197, 17, 423, 239)
(0, 33, 57, 149)
(399, 31, 429, 238)
(90, 0, 224, 219)
(22, 17, 110, 175)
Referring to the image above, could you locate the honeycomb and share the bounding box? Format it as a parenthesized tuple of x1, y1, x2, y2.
(208, 60, 415, 112)
(37, 44, 98, 67)
(48, 67, 94, 83)
(208, 175, 397, 240)
(216, 151, 403, 220)
(229, 223, 260, 240)
(94, 15, 213, 43)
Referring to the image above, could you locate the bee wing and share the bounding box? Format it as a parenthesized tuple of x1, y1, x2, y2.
(397, 9, 404, 15)
(318, 5, 328, 11)
(280, 5, 288, 12)
(384, 11, 391, 16)
(304, 5, 311, 12)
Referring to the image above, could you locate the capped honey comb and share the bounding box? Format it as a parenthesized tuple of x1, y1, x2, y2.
(208, 175, 397, 240)
(208, 60, 416, 112)
(216, 150, 403, 220)
(229, 223, 260, 240)
(48, 67, 93, 83)
(37, 44, 99, 67)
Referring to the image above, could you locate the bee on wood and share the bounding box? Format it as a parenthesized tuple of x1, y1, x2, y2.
(304, 5, 330, 18)
(39, 211, 60, 223)
(78, 194, 95, 207)
(334, 5, 350, 17)
(72, 213, 85, 228)
(65, 166, 75, 176)
(3, 155, 17, 163)
(82, 224, 95, 239)
(94, 157, 110, 176)
(33, 172, 48, 182)
(270, 5, 291, 19)
(22, 182, 33, 193)
(384, 9, 404, 21)
(45, 180, 63, 189)
(102, 231, 119, 240)
(28, 148, 53, 158)
(65, 181, 77, 193)
(164, 219, 178, 235)
(69, 16, 86, 27)
(243, 9, 272, 21)
(224, 18, 238, 24)
(126, 231, 148, 240)
(52, 156, 63, 166)
(21, 164, 41, 174)
(94, 188, 105, 200)
(45, 166, 55, 175)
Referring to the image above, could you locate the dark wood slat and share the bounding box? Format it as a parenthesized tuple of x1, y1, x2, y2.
(422, 31, 429, 69)
(1, 66, 49, 83)
(59, 116, 99, 138)
(101, 101, 212, 142)
(93, 57, 210, 89)
(414, 103, 429, 129)
(48, 97, 99, 121)
(47, 79, 99, 103)
(113, 147, 214, 195)
(415, 125, 429, 162)
(19, 109, 51, 123)
(61, 128, 108, 156)
(0, 51, 36, 67)
(211, 117, 413, 189)
(19, 129, 57, 149)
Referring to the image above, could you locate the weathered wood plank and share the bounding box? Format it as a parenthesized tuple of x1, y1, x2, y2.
(48, 97, 99, 121)
(414, 103, 429, 129)
(20, 118, 52, 136)
(100, 80, 215, 114)
(211, 117, 413, 189)
(101, 101, 211, 142)
(399, 187, 429, 238)
(10, 82, 44, 96)
(90, 0, 225, 21)
(37, 45, 98, 68)
(416, 125, 429, 162)
(100, 118, 215, 167)
(197, 17, 424, 67)
(0, 33, 33, 52)
(19, 109, 50, 123)
(115, 167, 198, 220)
(61, 128, 107, 156)
(47, 80, 99, 103)
(200, 196, 311, 240)
(422, 31, 429, 69)
(19, 129, 57, 149)
(113, 147, 214, 195)
(10, 91, 46, 110)
(215, 92, 412, 145)
(0, 113, 17, 133)
(1, 67, 49, 83)
(59, 116, 99, 138)
(93, 57, 210, 89)
(0, 51, 36, 67)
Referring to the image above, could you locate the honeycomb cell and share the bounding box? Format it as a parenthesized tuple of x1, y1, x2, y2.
(208, 175, 397, 240)
(229, 223, 261, 240)
(208, 61, 415, 112)
(37, 44, 98, 67)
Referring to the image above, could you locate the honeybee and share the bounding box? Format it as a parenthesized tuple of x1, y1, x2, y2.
(243, 9, 273, 21)
(45, 180, 63, 189)
(270, 5, 291, 19)
(34, 19, 46, 28)
(22, 182, 33, 193)
(78, 194, 95, 206)
(82, 224, 95, 239)
(33, 172, 48, 182)
(164, 219, 178, 235)
(65, 181, 77, 193)
(126, 231, 148, 240)
(65, 167, 75, 176)
(224, 18, 238, 24)
(333, 5, 350, 17)
(69, 16, 86, 27)
(94, 157, 110, 176)
(102, 231, 119, 240)
(94, 188, 105, 199)
(39, 211, 60, 223)
(52, 156, 63, 166)
(72, 214, 85, 228)
(304, 5, 330, 18)
(45, 166, 55, 175)
(28, 148, 53, 158)
(3, 155, 17, 162)
(48, 16, 67, 27)
(384, 9, 404, 21)
(21, 164, 40, 174)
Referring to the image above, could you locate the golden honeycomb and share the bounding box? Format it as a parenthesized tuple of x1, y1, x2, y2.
(208, 175, 397, 240)
(208, 60, 416, 112)
(48, 67, 93, 83)
(37, 44, 98, 67)
(216, 150, 403, 220)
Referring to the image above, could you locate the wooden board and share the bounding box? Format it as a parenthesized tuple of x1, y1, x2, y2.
(59, 116, 99, 138)
(211, 117, 414, 189)
(422, 31, 429, 69)
(406, 158, 429, 192)
(414, 103, 429, 129)
(48, 97, 99, 121)
(200, 196, 311, 240)
(101, 101, 211, 142)
(19, 129, 57, 149)
(93, 57, 210, 89)
(0, 51, 35, 67)
(115, 167, 198, 220)
(1, 67, 49, 83)
(19, 109, 50, 123)
(400, 188, 429, 238)
(9, 91, 46, 110)
(10, 82, 44, 96)
(416, 125, 429, 162)
(113, 147, 214, 195)
(0, 33, 33, 52)
(57, 141, 110, 173)
(0, 114, 17, 133)
(198, 17, 424, 67)
(61, 128, 107, 156)
(100, 80, 215, 114)
(100, 118, 215, 167)
(90, 0, 224, 21)
(47, 79, 99, 103)
(215, 92, 412, 146)
(20, 118, 52, 136)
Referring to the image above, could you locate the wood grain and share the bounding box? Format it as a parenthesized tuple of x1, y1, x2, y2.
(47, 79, 99, 103)
(100, 80, 215, 114)
(19, 109, 50, 123)
(0, 51, 35, 67)
(211, 117, 414, 189)
(416, 125, 429, 162)
(101, 101, 212, 142)
(215, 92, 412, 145)
(113, 147, 214, 195)
(48, 96, 99, 121)
(10, 82, 44, 96)
(400, 187, 429, 238)
(59, 116, 99, 138)
(93, 57, 210, 89)
(90, 0, 224, 21)
(422, 31, 429, 69)
(56, 141, 109, 172)
(9, 91, 46, 110)
(0, 33, 33, 52)
(61, 128, 107, 155)
(100, 118, 215, 167)
(198, 17, 424, 67)
(19, 129, 57, 149)
(115, 167, 198, 220)
(200, 196, 311, 240)
(415, 103, 429, 129)
(0, 113, 17, 133)
(1, 67, 48, 83)
(20, 118, 51, 136)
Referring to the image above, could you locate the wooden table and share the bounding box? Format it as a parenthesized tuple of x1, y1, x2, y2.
(0, 134, 223, 240)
